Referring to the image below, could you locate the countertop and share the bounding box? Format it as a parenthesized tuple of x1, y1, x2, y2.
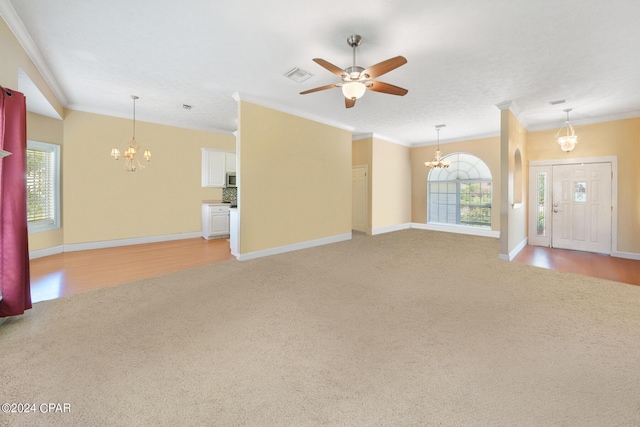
(202, 200, 231, 205)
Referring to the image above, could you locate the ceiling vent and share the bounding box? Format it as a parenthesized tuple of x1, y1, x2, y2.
(549, 99, 566, 105)
(284, 67, 312, 83)
(182, 104, 192, 110)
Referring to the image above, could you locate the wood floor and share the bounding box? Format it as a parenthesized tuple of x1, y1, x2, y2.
(29, 238, 234, 303)
(512, 245, 640, 286)
(29, 238, 640, 304)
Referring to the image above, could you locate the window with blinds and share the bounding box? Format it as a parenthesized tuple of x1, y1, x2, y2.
(427, 153, 493, 229)
(26, 141, 60, 233)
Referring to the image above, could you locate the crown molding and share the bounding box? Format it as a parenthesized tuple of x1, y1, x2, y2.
(411, 131, 501, 147)
(232, 92, 354, 132)
(352, 132, 412, 147)
(526, 110, 640, 132)
(0, 0, 68, 106)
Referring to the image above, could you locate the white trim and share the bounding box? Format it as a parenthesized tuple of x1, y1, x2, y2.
(0, 0, 68, 106)
(510, 237, 528, 260)
(352, 132, 412, 147)
(232, 92, 354, 132)
(611, 251, 640, 261)
(237, 232, 352, 261)
(411, 131, 500, 148)
(26, 140, 61, 234)
(496, 100, 528, 129)
(498, 237, 528, 261)
(63, 232, 202, 253)
(29, 245, 64, 260)
(372, 223, 411, 235)
(526, 110, 640, 132)
(410, 222, 500, 239)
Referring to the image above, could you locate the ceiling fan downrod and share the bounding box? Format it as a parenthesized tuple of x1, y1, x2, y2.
(346, 34, 364, 79)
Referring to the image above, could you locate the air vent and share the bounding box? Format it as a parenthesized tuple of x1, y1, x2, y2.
(549, 99, 566, 105)
(182, 104, 192, 110)
(284, 67, 312, 83)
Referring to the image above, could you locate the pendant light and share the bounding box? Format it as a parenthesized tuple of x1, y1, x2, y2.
(111, 95, 152, 171)
(425, 125, 451, 168)
(555, 108, 578, 153)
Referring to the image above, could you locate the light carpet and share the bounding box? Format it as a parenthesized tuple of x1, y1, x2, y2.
(1, 229, 640, 426)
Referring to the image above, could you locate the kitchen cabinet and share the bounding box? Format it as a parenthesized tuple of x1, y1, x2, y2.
(202, 149, 236, 187)
(201, 149, 225, 187)
(202, 203, 230, 239)
(225, 152, 237, 173)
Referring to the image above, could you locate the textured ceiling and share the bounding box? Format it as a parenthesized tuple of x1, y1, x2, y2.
(3, 0, 640, 145)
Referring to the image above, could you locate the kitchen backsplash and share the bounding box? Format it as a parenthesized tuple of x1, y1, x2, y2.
(222, 187, 237, 204)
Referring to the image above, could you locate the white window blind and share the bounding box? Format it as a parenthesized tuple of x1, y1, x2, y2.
(26, 141, 60, 232)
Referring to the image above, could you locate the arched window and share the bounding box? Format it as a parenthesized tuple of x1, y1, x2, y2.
(428, 153, 492, 228)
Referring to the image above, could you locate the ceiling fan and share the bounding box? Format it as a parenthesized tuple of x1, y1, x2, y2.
(300, 34, 408, 108)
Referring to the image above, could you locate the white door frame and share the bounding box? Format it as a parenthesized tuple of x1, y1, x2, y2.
(528, 155, 618, 254)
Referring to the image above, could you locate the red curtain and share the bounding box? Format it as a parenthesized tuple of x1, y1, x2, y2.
(0, 87, 31, 317)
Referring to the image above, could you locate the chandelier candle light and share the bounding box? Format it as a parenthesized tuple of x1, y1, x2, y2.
(111, 95, 152, 171)
(555, 108, 578, 153)
(425, 125, 451, 168)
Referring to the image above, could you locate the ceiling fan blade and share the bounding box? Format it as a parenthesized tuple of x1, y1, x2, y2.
(361, 56, 407, 79)
(367, 81, 408, 96)
(313, 58, 347, 78)
(300, 83, 339, 95)
(345, 97, 356, 108)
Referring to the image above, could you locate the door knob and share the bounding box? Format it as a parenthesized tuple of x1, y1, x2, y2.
(553, 203, 559, 207)
(553, 209, 561, 213)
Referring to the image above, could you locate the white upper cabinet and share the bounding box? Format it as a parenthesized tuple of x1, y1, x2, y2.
(225, 152, 237, 173)
(202, 148, 236, 187)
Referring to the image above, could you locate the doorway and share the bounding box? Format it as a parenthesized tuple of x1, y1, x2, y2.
(528, 157, 616, 255)
(352, 165, 368, 232)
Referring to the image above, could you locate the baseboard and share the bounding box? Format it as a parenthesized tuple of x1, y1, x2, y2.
(410, 222, 500, 239)
(508, 237, 528, 261)
(612, 250, 640, 261)
(237, 232, 352, 261)
(62, 232, 202, 253)
(371, 223, 411, 235)
(29, 245, 64, 260)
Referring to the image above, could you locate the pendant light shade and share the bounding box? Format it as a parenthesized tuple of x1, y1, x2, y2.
(555, 108, 578, 153)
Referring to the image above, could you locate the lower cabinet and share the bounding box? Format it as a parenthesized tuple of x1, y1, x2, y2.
(229, 208, 238, 256)
(202, 204, 230, 239)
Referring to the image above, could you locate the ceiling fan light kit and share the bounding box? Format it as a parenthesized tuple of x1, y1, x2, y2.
(300, 34, 408, 108)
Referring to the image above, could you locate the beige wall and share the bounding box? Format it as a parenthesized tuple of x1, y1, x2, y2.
(505, 110, 527, 255)
(238, 101, 352, 254)
(63, 109, 234, 244)
(0, 18, 63, 117)
(371, 137, 412, 231)
(26, 112, 64, 251)
(411, 136, 501, 230)
(527, 117, 640, 254)
(352, 138, 373, 234)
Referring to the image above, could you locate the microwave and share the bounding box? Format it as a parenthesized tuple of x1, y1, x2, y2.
(226, 172, 237, 188)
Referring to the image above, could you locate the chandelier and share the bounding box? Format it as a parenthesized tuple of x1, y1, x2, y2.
(425, 125, 450, 168)
(555, 108, 578, 153)
(110, 95, 151, 171)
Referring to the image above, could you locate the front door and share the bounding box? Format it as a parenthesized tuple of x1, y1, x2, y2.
(551, 163, 612, 254)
